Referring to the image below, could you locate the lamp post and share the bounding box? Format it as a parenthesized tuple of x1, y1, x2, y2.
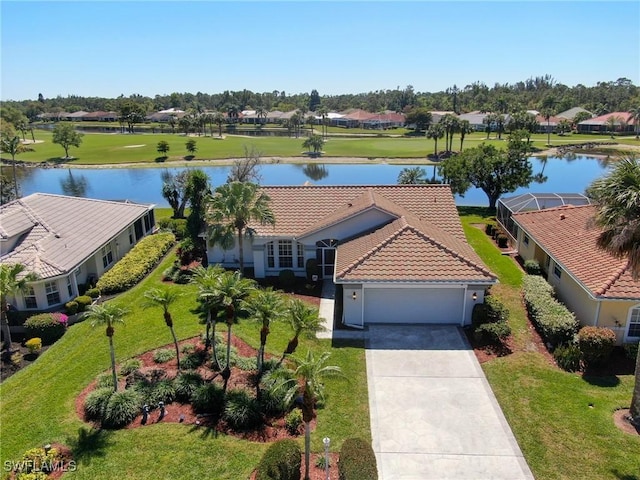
(323, 437, 330, 480)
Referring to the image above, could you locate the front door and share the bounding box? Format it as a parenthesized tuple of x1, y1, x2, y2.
(316, 239, 338, 278)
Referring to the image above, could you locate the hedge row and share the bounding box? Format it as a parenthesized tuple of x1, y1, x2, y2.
(96, 232, 175, 294)
(522, 274, 578, 347)
(338, 438, 378, 480)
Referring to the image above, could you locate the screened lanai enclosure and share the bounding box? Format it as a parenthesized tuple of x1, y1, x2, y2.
(496, 193, 592, 243)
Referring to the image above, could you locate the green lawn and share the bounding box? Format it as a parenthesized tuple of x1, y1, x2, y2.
(8, 129, 639, 166)
(0, 251, 369, 478)
(459, 207, 640, 480)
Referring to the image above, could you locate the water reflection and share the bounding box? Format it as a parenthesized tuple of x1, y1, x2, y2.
(60, 169, 88, 197)
(301, 163, 329, 181)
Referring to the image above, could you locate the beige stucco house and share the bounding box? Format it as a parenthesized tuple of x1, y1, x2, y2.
(512, 204, 640, 344)
(0, 193, 155, 311)
(207, 184, 497, 327)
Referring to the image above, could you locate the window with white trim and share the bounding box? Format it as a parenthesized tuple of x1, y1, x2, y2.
(278, 241, 293, 268)
(128, 226, 135, 245)
(24, 286, 37, 309)
(553, 265, 562, 278)
(266, 242, 275, 268)
(628, 307, 640, 338)
(296, 243, 304, 268)
(102, 244, 114, 268)
(66, 277, 73, 297)
(45, 281, 60, 306)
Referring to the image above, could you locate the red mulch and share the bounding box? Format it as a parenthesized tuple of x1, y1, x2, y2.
(76, 334, 319, 443)
(249, 452, 341, 480)
(613, 409, 640, 436)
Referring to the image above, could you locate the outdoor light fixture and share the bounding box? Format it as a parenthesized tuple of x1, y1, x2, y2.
(43, 444, 51, 455)
(352, 291, 357, 301)
(472, 292, 478, 301)
(323, 437, 331, 480)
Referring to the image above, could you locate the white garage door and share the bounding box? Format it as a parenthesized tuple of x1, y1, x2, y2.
(364, 287, 464, 324)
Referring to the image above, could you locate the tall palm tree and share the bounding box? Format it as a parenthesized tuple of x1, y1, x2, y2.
(143, 287, 183, 372)
(206, 181, 275, 276)
(586, 154, 640, 422)
(458, 119, 473, 152)
(276, 350, 344, 480)
(0, 264, 37, 352)
(213, 112, 225, 137)
(0, 135, 32, 198)
(318, 107, 329, 139)
(630, 106, 640, 139)
(540, 108, 554, 146)
(278, 299, 324, 366)
(426, 123, 445, 158)
(211, 270, 255, 390)
(246, 287, 286, 375)
(83, 303, 128, 392)
(191, 265, 225, 370)
(606, 115, 620, 139)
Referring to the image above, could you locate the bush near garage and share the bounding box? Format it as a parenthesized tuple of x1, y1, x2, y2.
(96, 232, 175, 294)
(577, 326, 616, 366)
(338, 437, 378, 480)
(255, 439, 302, 480)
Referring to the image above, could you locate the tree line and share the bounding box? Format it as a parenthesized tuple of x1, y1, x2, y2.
(2, 75, 639, 122)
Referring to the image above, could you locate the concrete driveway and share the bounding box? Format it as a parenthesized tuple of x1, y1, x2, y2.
(366, 324, 534, 480)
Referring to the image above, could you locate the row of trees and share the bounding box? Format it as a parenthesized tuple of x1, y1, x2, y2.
(2, 76, 638, 124)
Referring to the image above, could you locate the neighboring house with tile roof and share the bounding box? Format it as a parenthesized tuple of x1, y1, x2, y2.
(0, 193, 156, 312)
(511, 204, 640, 344)
(207, 185, 497, 327)
(577, 112, 634, 134)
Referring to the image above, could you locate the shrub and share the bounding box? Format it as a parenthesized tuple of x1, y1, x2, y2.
(25, 337, 42, 354)
(223, 388, 263, 430)
(24, 313, 67, 345)
(119, 358, 142, 376)
(524, 259, 541, 275)
(174, 371, 204, 402)
(553, 343, 582, 372)
(623, 342, 639, 361)
(75, 295, 93, 312)
(578, 326, 616, 366)
(471, 303, 488, 326)
(102, 389, 142, 428)
(279, 269, 296, 289)
(181, 350, 206, 370)
(146, 379, 176, 405)
(522, 275, 578, 347)
(96, 232, 175, 294)
(484, 295, 509, 323)
(305, 258, 319, 282)
(497, 235, 508, 248)
(158, 218, 188, 239)
(256, 439, 302, 480)
(65, 301, 79, 315)
(484, 223, 495, 235)
(475, 321, 511, 344)
(191, 383, 224, 415)
(85, 288, 101, 299)
(95, 372, 116, 389)
(235, 355, 257, 371)
(315, 455, 330, 469)
(14, 446, 65, 476)
(217, 345, 239, 368)
(10, 352, 22, 367)
(84, 387, 114, 420)
(339, 437, 378, 480)
(285, 408, 303, 435)
(181, 343, 196, 354)
(153, 348, 176, 364)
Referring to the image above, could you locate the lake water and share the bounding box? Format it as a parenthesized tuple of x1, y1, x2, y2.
(15, 156, 611, 207)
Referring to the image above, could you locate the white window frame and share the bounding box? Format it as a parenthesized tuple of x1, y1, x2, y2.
(45, 281, 60, 306)
(553, 264, 562, 278)
(266, 240, 304, 270)
(278, 240, 293, 268)
(102, 244, 114, 268)
(24, 286, 38, 309)
(626, 305, 640, 340)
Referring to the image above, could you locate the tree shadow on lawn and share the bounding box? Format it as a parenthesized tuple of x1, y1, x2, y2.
(610, 469, 638, 480)
(581, 374, 620, 388)
(65, 426, 113, 466)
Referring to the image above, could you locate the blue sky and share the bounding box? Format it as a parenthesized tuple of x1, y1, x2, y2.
(1, 1, 638, 101)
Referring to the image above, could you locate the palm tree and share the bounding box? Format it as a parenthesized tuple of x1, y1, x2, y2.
(302, 134, 324, 154)
(540, 108, 555, 146)
(256, 106, 268, 126)
(397, 167, 427, 184)
(206, 181, 275, 276)
(0, 135, 32, 198)
(213, 112, 225, 137)
(143, 287, 183, 372)
(318, 107, 329, 139)
(0, 264, 37, 352)
(191, 265, 225, 370)
(246, 287, 286, 375)
(83, 303, 128, 392)
(211, 270, 255, 389)
(278, 299, 324, 366)
(458, 119, 473, 152)
(586, 154, 640, 422)
(440, 114, 459, 152)
(630, 106, 640, 139)
(606, 116, 620, 138)
(276, 350, 344, 480)
(426, 123, 445, 158)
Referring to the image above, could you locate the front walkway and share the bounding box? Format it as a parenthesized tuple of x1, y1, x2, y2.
(366, 324, 534, 480)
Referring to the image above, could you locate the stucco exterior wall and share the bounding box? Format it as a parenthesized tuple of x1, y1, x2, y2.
(598, 300, 638, 343)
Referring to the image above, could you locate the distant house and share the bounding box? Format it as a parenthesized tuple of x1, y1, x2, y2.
(360, 111, 405, 129)
(556, 107, 594, 121)
(512, 204, 640, 344)
(81, 111, 119, 122)
(207, 185, 497, 327)
(64, 111, 89, 121)
(0, 194, 155, 311)
(577, 112, 634, 134)
(457, 112, 488, 131)
(333, 109, 376, 128)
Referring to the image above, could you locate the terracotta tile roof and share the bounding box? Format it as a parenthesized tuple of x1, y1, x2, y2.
(255, 185, 467, 240)
(0, 194, 153, 280)
(335, 216, 496, 283)
(512, 205, 640, 299)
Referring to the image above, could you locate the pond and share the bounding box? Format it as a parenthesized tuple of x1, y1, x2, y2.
(15, 156, 611, 208)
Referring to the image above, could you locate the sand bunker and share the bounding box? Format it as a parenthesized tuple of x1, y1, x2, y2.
(123, 144, 146, 148)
